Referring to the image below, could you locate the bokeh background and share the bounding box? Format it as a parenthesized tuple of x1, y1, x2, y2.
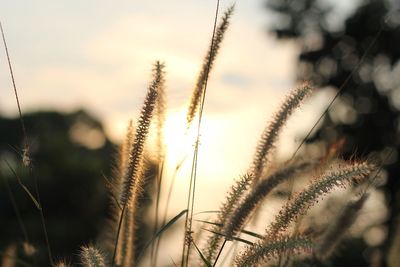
(0, 0, 399, 266)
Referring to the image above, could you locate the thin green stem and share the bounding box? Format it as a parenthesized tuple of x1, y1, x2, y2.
(0, 21, 28, 149)
(1, 21, 53, 266)
(182, 1, 221, 266)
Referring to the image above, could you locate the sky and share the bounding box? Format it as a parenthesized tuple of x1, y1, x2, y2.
(0, 0, 305, 131)
(0, 0, 337, 215)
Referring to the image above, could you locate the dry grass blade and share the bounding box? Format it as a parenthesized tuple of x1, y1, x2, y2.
(202, 228, 254, 246)
(137, 209, 188, 262)
(196, 219, 263, 239)
(4, 160, 41, 210)
(192, 240, 213, 267)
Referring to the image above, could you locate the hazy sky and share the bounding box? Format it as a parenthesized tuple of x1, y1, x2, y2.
(0, 1, 335, 223)
(0, 1, 296, 128)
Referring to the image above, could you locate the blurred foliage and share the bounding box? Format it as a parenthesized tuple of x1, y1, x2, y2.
(0, 110, 116, 264)
(266, 0, 400, 265)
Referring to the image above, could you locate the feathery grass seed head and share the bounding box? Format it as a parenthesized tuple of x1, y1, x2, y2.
(186, 5, 234, 126)
(79, 245, 107, 267)
(120, 61, 164, 206)
(155, 61, 166, 159)
(266, 161, 374, 239)
(235, 236, 313, 267)
(251, 83, 312, 181)
(203, 173, 253, 263)
(119, 120, 134, 176)
(224, 162, 311, 238)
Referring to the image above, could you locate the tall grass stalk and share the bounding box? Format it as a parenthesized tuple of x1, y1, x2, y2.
(181, 2, 234, 266)
(1, 20, 54, 266)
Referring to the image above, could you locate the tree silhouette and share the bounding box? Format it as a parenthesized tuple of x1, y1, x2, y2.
(267, 0, 400, 265)
(0, 110, 115, 264)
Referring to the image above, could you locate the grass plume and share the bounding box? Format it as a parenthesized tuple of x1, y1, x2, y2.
(223, 161, 312, 239)
(119, 120, 135, 180)
(203, 83, 312, 263)
(152, 61, 167, 266)
(155, 62, 167, 159)
(203, 173, 253, 264)
(235, 235, 313, 267)
(112, 61, 164, 266)
(266, 162, 374, 239)
(251, 83, 312, 181)
(119, 61, 164, 206)
(80, 245, 108, 267)
(182, 2, 229, 266)
(186, 4, 234, 127)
